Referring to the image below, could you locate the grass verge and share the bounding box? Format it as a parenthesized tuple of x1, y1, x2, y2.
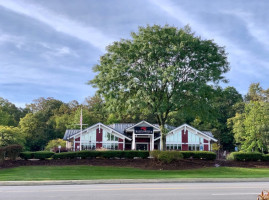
(0, 166, 269, 181)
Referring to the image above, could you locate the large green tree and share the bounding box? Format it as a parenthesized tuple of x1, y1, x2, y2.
(229, 83, 269, 152)
(190, 86, 243, 151)
(90, 25, 229, 150)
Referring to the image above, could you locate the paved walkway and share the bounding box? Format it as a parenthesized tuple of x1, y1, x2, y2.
(1, 178, 269, 186)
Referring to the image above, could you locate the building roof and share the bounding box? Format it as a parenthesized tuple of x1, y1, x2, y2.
(167, 123, 217, 142)
(63, 122, 216, 141)
(108, 122, 175, 135)
(63, 129, 80, 140)
(201, 131, 214, 138)
(108, 123, 135, 134)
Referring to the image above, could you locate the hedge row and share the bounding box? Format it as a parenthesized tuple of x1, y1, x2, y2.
(150, 151, 216, 162)
(20, 150, 217, 160)
(180, 151, 216, 160)
(53, 150, 149, 159)
(227, 152, 266, 161)
(20, 151, 55, 160)
(20, 150, 150, 160)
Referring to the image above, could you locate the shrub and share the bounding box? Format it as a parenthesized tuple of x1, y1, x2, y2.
(136, 151, 150, 159)
(150, 150, 161, 159)
(53, 150, 149, 159)
(77, 150, 100, 159)
(158, 151, 183, 163)
(5, 144, 23, 161)
(20, 152, 34, 160)
(180, 151, 216, 160)
(229, 152, 263, 161)
(150, 150, 183, 163)
(192, 151, 216, 160)
(226, 153, 234, 161)
(180, 151, 195, 159)
(33, 151, 54, 160)
(262, 154, 269, 161)
(53, 152, 78, 159)
(0, 147, 6, 164)
(122, 151, 149, 159)
(100, 151, 123, 159)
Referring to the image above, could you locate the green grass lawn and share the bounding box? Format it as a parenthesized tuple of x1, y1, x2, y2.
(0, 166, 269, 181)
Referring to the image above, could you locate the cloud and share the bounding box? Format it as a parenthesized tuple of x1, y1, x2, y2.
(38, 42, 79, 58)
(0, 33, 25, 48)
(148, 0, 269, 78)
(222, 9, 269, 51)
(0, 0, 114, 52)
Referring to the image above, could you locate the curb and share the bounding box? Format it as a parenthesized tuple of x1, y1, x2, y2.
(1, 178, 269, 186)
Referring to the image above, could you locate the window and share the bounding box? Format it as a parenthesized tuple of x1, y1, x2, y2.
(188, 144, 195, 151)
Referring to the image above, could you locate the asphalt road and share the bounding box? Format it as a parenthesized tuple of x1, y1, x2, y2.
(0, 182, 268, 200)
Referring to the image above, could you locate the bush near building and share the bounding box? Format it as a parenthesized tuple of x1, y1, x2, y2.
(151, 151, 216, 162)
(0, 147, 5, 163)
(20, 152, 34, 160)
(20, 151, 55, 160)
(0, 144, 23, 162)
(33, 151, 55, 160)
(227, 152, 263, 161)
(53, 150, 149, 159)
(151, 151, 183, 163)
(5, 144, 23, 161)
(180, 151, 216, 160)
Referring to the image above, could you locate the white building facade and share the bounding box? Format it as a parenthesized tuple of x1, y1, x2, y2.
(63, 121, 217, 151)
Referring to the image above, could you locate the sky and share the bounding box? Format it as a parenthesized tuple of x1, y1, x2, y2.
(0, 0, 268, 108)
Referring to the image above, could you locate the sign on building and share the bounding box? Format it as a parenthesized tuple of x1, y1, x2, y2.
(134, 127, 153, 134)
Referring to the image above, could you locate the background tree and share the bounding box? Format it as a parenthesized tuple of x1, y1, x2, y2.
(0, 126, 24, 147)
(245, 83, 269, 102)
(0, 97, 27, 126)
(19, 113, 47, 151)
(90, 24, 229, 150)
(229, 101, 269, 152)
(45, 138, 66, 151)
(229, 83, 269, 152)
(20, 97, 66, 150)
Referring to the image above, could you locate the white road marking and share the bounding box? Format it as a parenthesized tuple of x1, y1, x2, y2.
(212, 193, 259, 196)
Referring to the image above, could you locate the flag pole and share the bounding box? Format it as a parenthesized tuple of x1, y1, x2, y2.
(80, 107, 82, 151)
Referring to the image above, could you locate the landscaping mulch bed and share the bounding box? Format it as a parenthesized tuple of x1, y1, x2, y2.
(1, 158, 269, 170)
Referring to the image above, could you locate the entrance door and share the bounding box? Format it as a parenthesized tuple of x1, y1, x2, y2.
(136, 143, 148, 150)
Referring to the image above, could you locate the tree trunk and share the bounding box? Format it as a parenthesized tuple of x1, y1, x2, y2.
(160, 124, 167, 151)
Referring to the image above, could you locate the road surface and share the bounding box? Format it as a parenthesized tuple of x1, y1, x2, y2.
(0, 182, 268, 200)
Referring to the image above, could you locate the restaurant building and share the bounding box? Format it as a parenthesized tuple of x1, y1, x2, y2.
(63, 121, 217, 151)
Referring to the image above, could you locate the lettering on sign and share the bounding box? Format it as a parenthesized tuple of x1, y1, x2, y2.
(134, 127, 153, 134)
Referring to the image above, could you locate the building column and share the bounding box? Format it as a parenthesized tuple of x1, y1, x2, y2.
(132, 131, 135, 150)
(150, 135, 154, 151)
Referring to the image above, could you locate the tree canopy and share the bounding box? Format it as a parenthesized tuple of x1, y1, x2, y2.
(229, 83, 269, 152)
(90, 25, 230, 149)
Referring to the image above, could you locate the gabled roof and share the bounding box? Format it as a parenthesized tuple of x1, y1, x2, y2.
(125, 120, 160, 131)
(168, 123, 217, 142)
(64, 123, 132, 141)
(63, 129, 80, 140)
(108, 123, 136, 134)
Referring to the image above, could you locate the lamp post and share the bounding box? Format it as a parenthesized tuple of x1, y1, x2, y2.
(58, 145, 61, 153)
